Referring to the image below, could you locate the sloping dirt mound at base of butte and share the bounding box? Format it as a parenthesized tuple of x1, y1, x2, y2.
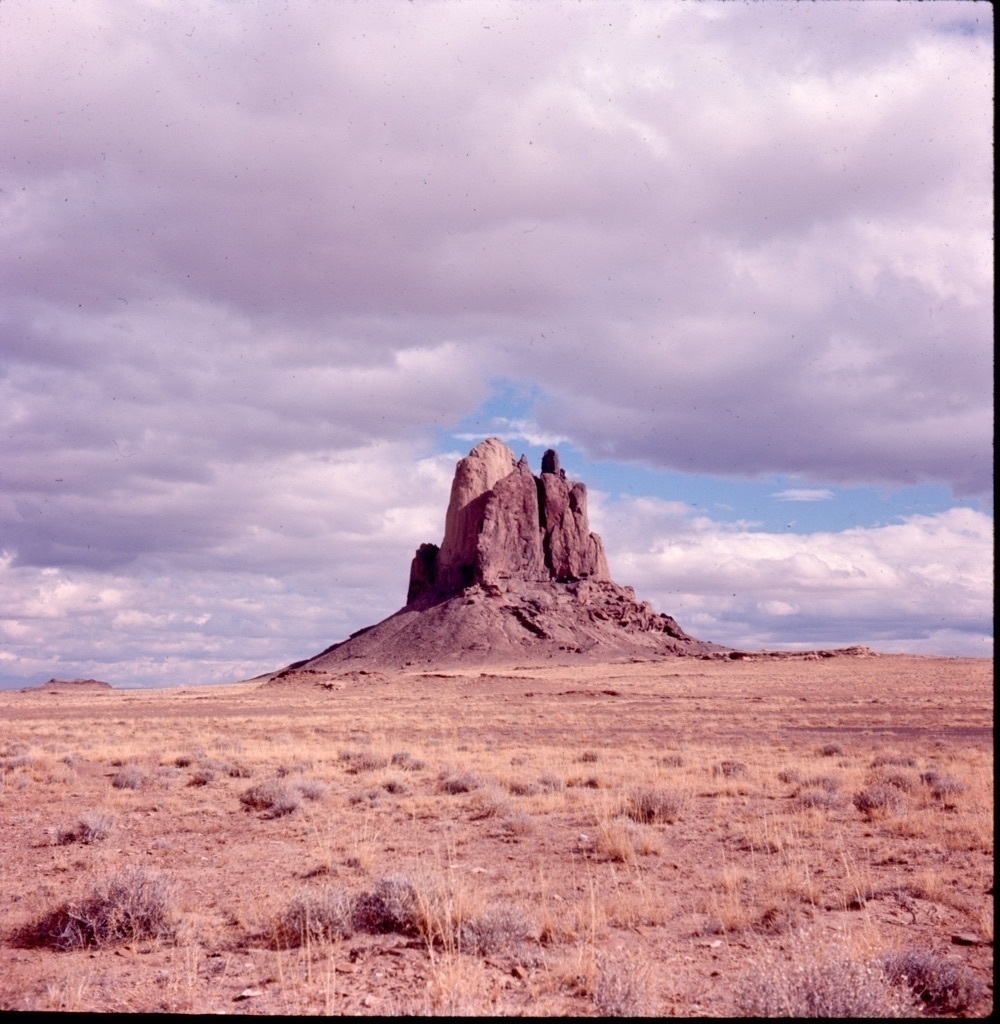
(270, 578, 729, 679)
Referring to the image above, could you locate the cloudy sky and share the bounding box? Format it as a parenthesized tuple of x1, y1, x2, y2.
(1, 0, 992, 688)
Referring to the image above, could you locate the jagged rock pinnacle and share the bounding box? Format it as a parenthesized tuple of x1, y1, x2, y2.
(272, 438, 728, 677)
(265, 442, 874, 678)
(407, 439, 609, 604)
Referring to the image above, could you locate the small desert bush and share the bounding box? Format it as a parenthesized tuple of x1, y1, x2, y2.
(797, 775, 842, 809)
(2, 755, 33, 776)
(56, 811, 115, 846)
(883, 948, 985, 1014)
(111, 764, 147, 790)
(736, 951, 915, 1017)
(754, 903, 803, 935)
(26, 868, 175, 950)
(390, 751, 425, 771)
(439, 770, 480, 794)
(802, 774, 840, 791)
(154, 765, 184, 785)
(341, 750, 388, 774)
(293, 778, 329, 801)
(659, 753, 684, 768)
(623, 786, 684, 824)
(239, 779, 301, 817)
(578, 751, 600, 763)
(500, 812, 533, 836)
(868, 766, 920, 793)
(459, 903, 535, 955)
(593, 955, 650, 1016)
(596, 817, 661, 863)
(270, 888, 354, 947)
(818, 742, 844, 757)
(871, 753, 917, 768)
(853, 784, 904, 820)
(351, 876, 420, 936)
(919, 770, 966, 801)
(507, 779, 540, 796)
(469, 785, 512, 820)
(777, 767, 803, 784)
(797, 790, 841, 810)
(537, 772, 564, 792)
(713, 760, 748, 778)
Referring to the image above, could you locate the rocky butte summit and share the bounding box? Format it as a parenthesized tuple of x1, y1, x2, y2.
(273, 439, 730, 680)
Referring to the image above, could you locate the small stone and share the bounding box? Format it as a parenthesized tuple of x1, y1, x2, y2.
(951, 932, 982, 946)
(234, 988, 263, 1001)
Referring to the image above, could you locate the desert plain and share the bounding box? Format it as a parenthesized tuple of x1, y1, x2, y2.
(0, 653, 992, 1015)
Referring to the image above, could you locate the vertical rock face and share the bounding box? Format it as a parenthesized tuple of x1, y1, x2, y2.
(408, 438, 610, 604)
(539, 466, 611, 582)
(477, 455, 548, 586)
(406, 543, 441, 605)
(435, 437, 518, 594)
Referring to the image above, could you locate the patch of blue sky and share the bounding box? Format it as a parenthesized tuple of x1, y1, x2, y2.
(437, 381, 982, 536)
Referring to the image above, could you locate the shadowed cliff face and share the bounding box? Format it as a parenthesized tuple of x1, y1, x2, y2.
(407, 439, 610, 604)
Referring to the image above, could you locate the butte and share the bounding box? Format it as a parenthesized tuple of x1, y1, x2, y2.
(270, 438, 729, 682)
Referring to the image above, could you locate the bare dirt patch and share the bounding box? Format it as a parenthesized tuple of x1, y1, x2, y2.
(0, 655, 991, 1015)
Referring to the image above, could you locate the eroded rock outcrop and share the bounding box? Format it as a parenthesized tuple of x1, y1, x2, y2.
(265, 441, 877, 679)
(407, 439, 609, 603)
(270, 439, 728, 676)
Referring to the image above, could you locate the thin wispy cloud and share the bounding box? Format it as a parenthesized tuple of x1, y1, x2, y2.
(772, 489, 836, 503)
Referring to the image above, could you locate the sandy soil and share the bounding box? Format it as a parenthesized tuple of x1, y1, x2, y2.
(0, 655, 992, 1015)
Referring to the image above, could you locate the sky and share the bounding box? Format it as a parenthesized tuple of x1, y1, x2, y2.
(0, 0, 993, 688)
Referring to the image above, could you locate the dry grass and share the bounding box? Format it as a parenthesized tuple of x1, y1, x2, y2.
(350, 876, 421, 936)
(438, 770, 480, 794)
(459, 902, 536, 955)
(0, 655, 991, 1015)
(593, 953, 650, 1015)
(883, 947, 985, 1014)
(238, 778, 301, 817)
(110, 764, 147, 790)
(267, 887, 354, 948)
(622, 785, 685, 823)
(736, 946, 917, 1017)
(56, 810, 115, 846)
(21, 868, 175, 951)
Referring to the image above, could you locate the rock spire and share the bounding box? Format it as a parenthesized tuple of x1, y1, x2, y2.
(407, 439, 610, 604)
(267, 437, 729, 678)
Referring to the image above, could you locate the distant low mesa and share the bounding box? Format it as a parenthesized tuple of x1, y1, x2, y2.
(23, 678, 114, 694)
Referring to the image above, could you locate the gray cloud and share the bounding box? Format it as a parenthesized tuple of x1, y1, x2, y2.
(0, 1, 992, 682)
